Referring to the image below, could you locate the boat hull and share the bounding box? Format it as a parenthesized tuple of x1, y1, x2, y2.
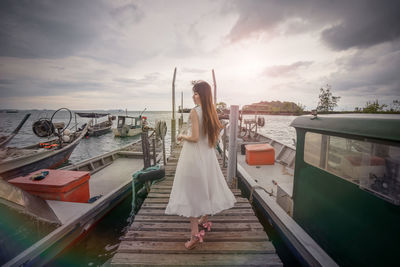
(0, 123, 89, 180)
(5, 180, 133, 267)
(88, 126, 112, 136)
(0, 142, 78, 180)
(113, 127, 142, 137)
(3, 143, 145, 267)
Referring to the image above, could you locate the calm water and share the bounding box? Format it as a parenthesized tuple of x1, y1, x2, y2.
(0, 110, 296, 266)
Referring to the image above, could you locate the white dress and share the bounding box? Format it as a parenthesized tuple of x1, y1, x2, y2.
(165, 106, 236, 217)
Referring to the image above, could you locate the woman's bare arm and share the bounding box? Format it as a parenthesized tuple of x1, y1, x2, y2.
(179, 108, 199, 143)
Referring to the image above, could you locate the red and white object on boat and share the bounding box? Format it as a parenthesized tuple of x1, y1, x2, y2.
(245, 144, 275, 165)
(8, 169, 90, 203)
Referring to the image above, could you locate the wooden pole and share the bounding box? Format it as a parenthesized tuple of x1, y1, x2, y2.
(152, 137, 156, 166)
(179, 91, 183, 129)
(162, 137, 166, 165)
(74, 113, 77, 131)
(223, 124, 227, 168)
(212, 69, 217, 106)
(227, 105, 239, 187)
(171, 67, 177, 147)
(141, 132, 151, 169)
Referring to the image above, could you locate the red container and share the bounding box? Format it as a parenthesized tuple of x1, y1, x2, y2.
(246, 144, 275, 165)
(9, 169, 90, 203)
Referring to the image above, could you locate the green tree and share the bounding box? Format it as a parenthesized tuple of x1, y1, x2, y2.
(317, 84, 341, 112)
(389, 99, 400, 112)
(296, 102, 306, 115)
(362, 100, 387, 113)
(216, 102, 227, 112)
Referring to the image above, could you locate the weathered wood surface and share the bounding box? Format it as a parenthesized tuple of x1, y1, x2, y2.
(111, 144, 282, 266)
(121, 231, 269, 242)
(111, 253, 283, 267)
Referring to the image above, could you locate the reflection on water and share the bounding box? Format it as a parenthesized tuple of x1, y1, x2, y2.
(242, 114, 296, 147)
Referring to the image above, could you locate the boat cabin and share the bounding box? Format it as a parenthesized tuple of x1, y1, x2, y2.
(117, 115, 141, 129)
(113, 115, 143, 137)
(290, 114, 400, 267)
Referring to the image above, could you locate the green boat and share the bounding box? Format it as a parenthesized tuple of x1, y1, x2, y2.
(290, 114, 400, 266)
(235, 113, 400, 266)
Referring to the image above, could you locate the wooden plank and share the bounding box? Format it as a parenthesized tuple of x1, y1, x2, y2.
(149, 188, 242, 194)
(151, 186, 172, 190)
(130, 222, 263, 232)
(155, 181, 173, 186)
(117, 241, 275, 254)
(147, 192, 241, 198)
(144, 197, 248, 204)
(140, 202, 252, 209)
(133, 215, 259, 223)
(111, 253, 283, 266)
(110, 145, 282, 267)
(136, 208, 255, 216)
(121, 230, 269, 242)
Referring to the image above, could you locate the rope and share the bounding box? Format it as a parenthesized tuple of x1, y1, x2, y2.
(155, 120, 167, 139)
(249, 184, 274, 204)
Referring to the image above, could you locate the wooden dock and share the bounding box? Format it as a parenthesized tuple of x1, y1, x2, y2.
(110, 144, 283, 266)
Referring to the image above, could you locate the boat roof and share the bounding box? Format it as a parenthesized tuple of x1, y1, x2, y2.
(117, 115, 141, 119)
(76, 112, 109, 118)
(290, 114, 400, 143)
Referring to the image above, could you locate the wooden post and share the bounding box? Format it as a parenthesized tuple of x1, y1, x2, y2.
(227, 105, 239, 187)
(141, 132, 151, 169)
(162, 137, 166, 165)
(212, 69, 217, 107)
(179, 91, 183, 129)
(152, 137, 156, 166)
(171, 67, 177, 148)
(74, 113, 77, 131)
(223, 124, 227, 168)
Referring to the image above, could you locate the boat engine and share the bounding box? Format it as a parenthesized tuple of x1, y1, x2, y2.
(32, 108, 72, 138)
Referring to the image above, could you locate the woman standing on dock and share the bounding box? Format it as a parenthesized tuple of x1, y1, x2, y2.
(165, 81, 236, 249)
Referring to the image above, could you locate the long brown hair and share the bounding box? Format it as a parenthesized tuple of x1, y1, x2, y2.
(193, 81, 222, 147)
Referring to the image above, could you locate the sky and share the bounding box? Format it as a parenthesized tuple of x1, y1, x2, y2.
(0, 0, 399, 111)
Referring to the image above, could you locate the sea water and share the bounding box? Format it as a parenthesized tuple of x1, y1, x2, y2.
(0, 110, 297, 266)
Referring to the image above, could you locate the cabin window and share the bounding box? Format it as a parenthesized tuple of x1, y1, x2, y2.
(304, 132, 400, 205)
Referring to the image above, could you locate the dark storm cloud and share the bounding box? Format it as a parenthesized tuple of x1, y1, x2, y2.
(263, 61, 313, 77)
(328, 42, 400, 97)
(0, 0, 143, 59)
(227, 0, 400, 50)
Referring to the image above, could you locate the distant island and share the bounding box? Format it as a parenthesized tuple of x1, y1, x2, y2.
(178, 107, 191, 113)
(242, 101, 305, 115)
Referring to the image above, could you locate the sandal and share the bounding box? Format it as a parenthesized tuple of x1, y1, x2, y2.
(201, 221, 212, 232)
(184, 230, 205, 250)
(198, 215, 212, 232)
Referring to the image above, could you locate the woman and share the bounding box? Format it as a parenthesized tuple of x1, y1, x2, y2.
(165, 81, 236, 249)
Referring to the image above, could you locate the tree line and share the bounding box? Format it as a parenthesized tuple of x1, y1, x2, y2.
(217, 84, 399, 115)
(316, 84, 400, 113)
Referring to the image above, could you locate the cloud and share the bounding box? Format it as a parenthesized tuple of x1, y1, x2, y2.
(321, 1, 400, 50)
(113, 73, 161, 86)
(328, 41, 400, 102)
(0, 0, 143, 59)
(181, 68, 208, 74)
(0, 78, 105, 98)
(263, 61, 313, 77)
(226, 0, 400, 50)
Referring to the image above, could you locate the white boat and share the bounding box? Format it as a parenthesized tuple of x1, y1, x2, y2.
(1, 140, 162, 266)
(113, 115, 143, 137)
